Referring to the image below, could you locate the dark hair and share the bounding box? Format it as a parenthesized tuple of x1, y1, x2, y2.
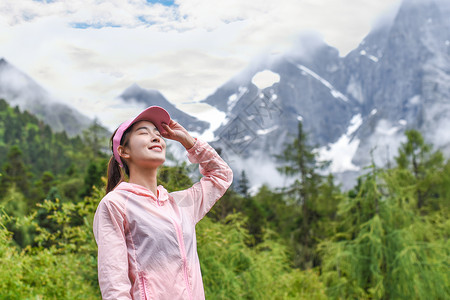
(106, 126, 132, 194)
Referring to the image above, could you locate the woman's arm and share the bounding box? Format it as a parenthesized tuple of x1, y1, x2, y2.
(162, 119, 233, 222)
(172, 139, 234, 223)
(93, 197, 132, 300)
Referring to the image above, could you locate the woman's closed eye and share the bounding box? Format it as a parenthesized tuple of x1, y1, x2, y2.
(135, 126, 161, 137)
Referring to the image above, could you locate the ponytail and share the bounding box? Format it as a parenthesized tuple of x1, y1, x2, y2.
(105, 126, 132, 194)
(106, 156, 123, 194)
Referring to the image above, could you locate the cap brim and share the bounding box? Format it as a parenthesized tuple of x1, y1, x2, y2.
(131, 106, 171, 134)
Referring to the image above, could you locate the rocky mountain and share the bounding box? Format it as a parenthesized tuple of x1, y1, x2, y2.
(346, 0, 450, 168)
(201, 0, 450, 189)
(0, 58, 94, 137)
(1, 0, 447, 191)
(119, 84, 210, 134)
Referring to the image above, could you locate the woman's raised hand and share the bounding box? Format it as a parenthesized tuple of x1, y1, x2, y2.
(161, 119, 196, 150)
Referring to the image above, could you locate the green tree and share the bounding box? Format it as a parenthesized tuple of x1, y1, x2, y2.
(33, 171, 56, 203)
(319, 160, 449, 299)
(276, 121, 332, 268)
(197, 214, 328, 299)
(395, 129, 444, 210)
(82, 118, 108, 159)
(0, 146, 31, 199)
(237, 170, 250, 198)
(80, 160, 107, 198)
(157, 162, 193, 192)
(0, 186, 34, 247)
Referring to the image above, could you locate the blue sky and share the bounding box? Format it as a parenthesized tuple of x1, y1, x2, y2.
(146, 0, 176, 6)
(0, 0, 400, 130)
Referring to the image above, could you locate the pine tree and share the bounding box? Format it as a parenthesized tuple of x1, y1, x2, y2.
(395, 129, 444, 210)
(237, 170, 250, 198)
(82, 118, 108, 159)
(0, 146, 30, 199)
(276, 121, 330, 268)
(80, 160, 107, 198)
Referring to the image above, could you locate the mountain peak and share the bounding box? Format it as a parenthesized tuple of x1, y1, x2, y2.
(119, 84, 210, 134)
(199, 0, 450, 190)
(0, 58, 93, 136)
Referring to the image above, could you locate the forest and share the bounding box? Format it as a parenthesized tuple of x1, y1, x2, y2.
(0, 99, 448, 299)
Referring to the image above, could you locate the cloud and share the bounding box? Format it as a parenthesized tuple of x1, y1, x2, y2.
(0, 0, 177, 28)
(0, 0, 399, 130)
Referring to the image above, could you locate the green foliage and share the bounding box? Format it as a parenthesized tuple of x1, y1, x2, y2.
(197, 214, 327, 299)
(80, 159, 108, 198)
(276, 121, 338, 268)
(319, 162, 449, 299)
(0, 100, 448, 299)
(0, 99, 109, 205)
(0, 199, 100, 299)
(395, 129, 445, 210)
(157, 162, 194, 191)
(0, 146, 31, 199)
(1, 186, 34, 247)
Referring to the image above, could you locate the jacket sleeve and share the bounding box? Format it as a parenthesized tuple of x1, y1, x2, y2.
(172, 139, 233, 223)
(93, 196, 132, 300)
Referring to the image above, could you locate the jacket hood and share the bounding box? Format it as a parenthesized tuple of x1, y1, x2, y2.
(115, 181, 169, 203)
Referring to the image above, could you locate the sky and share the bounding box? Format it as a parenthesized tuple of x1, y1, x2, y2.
(0, 0, 400, 130)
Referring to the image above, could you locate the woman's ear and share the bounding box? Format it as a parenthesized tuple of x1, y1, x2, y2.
(118, 145, 130, 160)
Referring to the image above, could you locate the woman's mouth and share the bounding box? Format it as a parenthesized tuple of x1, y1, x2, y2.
(149, 145, 163, 152)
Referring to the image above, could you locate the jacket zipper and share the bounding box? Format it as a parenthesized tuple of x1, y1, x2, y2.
(139, 273, 148, 300)
(170, 216, 193, 300)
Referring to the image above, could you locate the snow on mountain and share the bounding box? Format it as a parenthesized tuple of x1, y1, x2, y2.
(318, 114, 362, 173)
(199, 0, 450, 190)
(296, 64, 349, 102)
(1, 0, 448, 192)
(359, 50, 379, 63)
(226, 86, 248, 113)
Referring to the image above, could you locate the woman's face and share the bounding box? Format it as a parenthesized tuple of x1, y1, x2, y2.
(119, 120, 166, 169)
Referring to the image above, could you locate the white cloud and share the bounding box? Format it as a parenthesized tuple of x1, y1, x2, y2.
(0, 0, 399, 130)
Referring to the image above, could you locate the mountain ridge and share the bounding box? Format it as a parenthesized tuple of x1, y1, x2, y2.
(200, 0, 450, 189)
(119, 83, 210, 134)
(0, 58, 95, 137)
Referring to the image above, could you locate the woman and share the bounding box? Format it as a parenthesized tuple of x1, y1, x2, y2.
(93, 106, 233, 299)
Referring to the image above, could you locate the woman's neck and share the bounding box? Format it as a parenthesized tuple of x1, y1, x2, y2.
(128, 166, 159, 197)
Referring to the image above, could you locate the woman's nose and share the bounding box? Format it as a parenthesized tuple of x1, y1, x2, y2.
(151, 135, 160, 143)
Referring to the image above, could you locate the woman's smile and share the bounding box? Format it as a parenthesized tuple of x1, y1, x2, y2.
(148, 145, 163, 152)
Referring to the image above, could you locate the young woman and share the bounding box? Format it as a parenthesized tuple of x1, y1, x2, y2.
(93, 106, 233, 299)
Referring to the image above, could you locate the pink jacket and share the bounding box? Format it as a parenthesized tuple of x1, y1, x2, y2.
(93, 139, 233, 300)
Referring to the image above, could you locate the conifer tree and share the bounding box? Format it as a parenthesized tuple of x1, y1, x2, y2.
(395, 129, 444, 210)
(237, 170, 250, 198)
(82, 118, 108, 159)
(0, 146, 30, 199)
(276, 121, 330, 268)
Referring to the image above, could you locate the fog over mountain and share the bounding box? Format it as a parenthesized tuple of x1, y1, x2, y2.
(199, 0, 450, 189)
(0, 58, 94, 137)
(0, 0, 448, 191)
(119, 84, 210, 134)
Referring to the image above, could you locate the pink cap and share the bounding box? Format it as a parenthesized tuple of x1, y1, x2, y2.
(113, 106, 171, 167)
